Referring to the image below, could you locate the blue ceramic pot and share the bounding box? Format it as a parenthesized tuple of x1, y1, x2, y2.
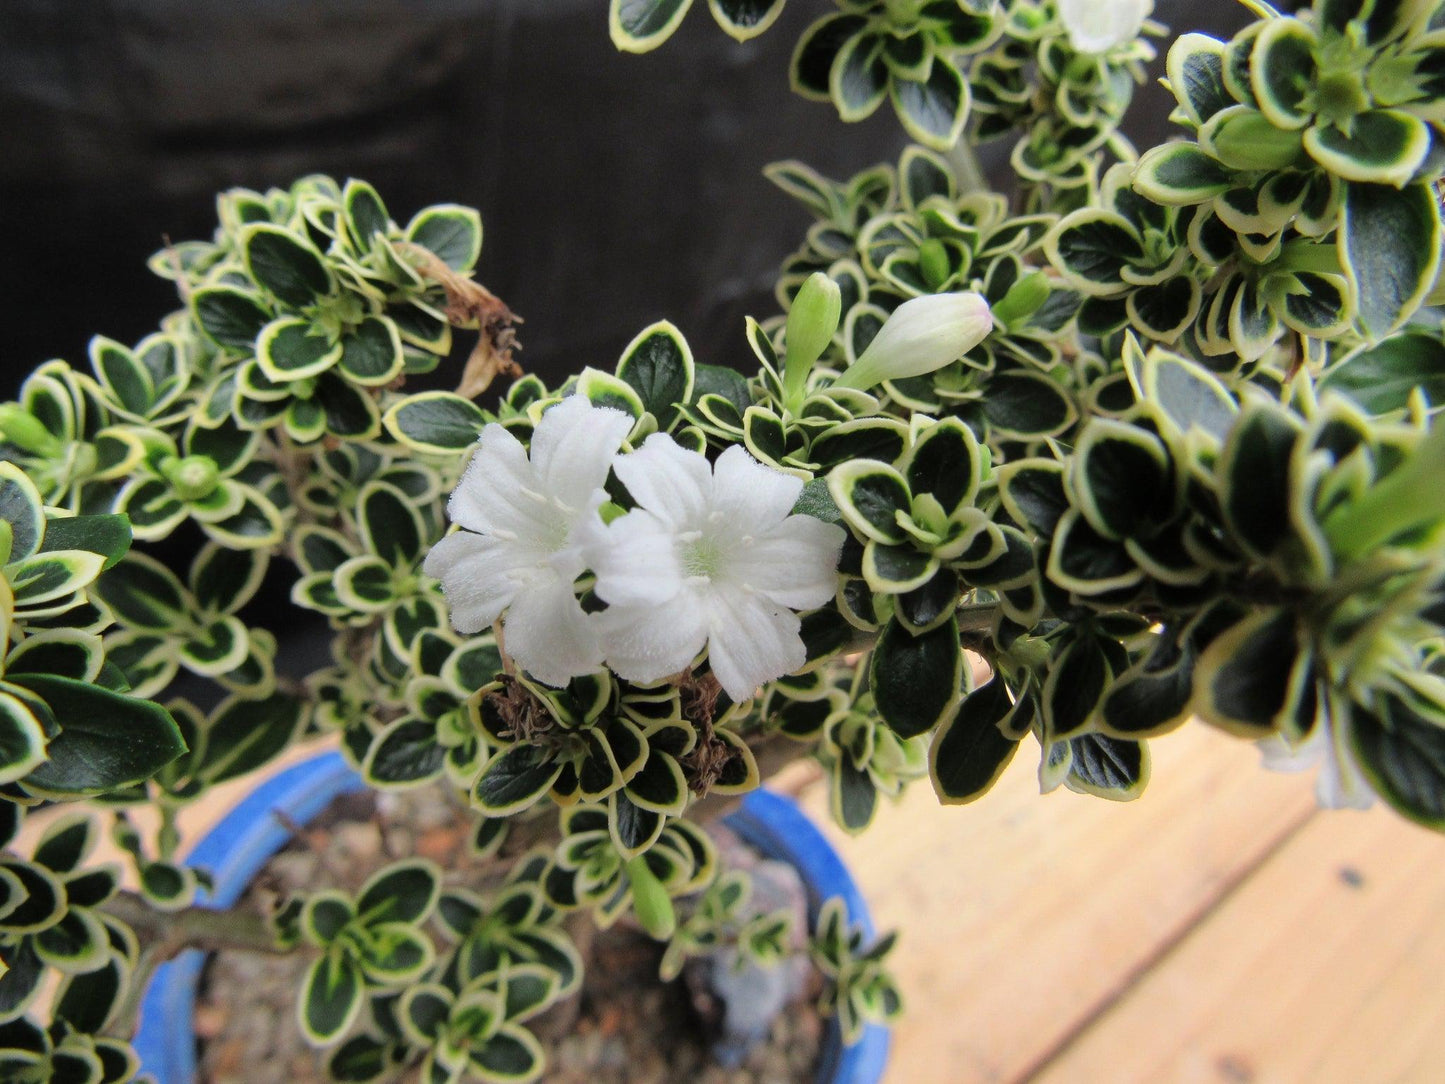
(132, 751, 889, 1083)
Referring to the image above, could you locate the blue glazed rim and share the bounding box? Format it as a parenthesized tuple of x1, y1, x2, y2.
(133, 751, 889, 1083)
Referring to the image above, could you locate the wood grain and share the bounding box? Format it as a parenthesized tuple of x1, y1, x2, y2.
(1032, 801, 1445, 1084)
(796, 725, 1321, 1084)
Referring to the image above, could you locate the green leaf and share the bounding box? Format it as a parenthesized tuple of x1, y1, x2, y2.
(576, 368, 645, 419)
(363, 718, 447, 788)
(192, 286, 271, 352)
(1045, 510, 1141, 595)
(1350, 696, 1445, 830)
(344, 179, 390, 247)
(708, 0, 786, 40)
(39, 514, 131, 570)
(1304, 110, 1430, 187)
(1167, 33, 1232, 126)
(870, 615, 961, 739)
(54, 955, 125, 1034)
(358, 481, 425, 565)
(315, 373, 382, 441)
(12, 675, 185, 797)
(0, 463, 45, 562)
(190, 542, 268, 615)
(889, 59, 969, 150)
(827, 461, 912, 545)
(473, 745, 564, 816)
(902, 418, 980, 516)
(1341, 181, 1442, 340)
(6, 551, 106, 607)
(1133, 143, 1233, 204)
(32, 812, 97, 873)
(997, 458, 1069, 536)
(616, 321, 694, 427)
(862, 542, 938, 593)
(791, 15, 866, 101)
(610, 0, 695, 53)
(930, 677, 1022, 804)
(200, 691, 306, 784)
(337, 317, 405, 386)
(1204, 107, 1305, 171)
(383, 392, 487, 454)
(1320, 330, 1445, 413)
(1100, 635, 1197, 739)
(1218, 404, 1297, 561)
(692, 363, 752, 418)
(1195, 608, 1309, 738)
(34, 906, 108, 972)
(1041, 636, 1110, 740)
(1046, 212, 1143, 292)
(300, 952, 363, 1045)
(470, 1024, 545, 1083)
(1249, 19, 1315, 130)
(257, 318, 342, 382)
(243, 224, 335, 307)
(328, 1035, 397, 1083)
(1066, 733, 1150, 800)
(0, 693, 48, 787)
(178, 615, 248, 675)
(357, 860, 440, 926)
(1072, 421, 1173, 540)
(982, 372, 1075, 438)
(89, 337, 153, 416)
(406, 204, 483, 271)
(831, 32, 889, 122)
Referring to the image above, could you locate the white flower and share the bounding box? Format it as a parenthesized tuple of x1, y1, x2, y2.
(1057, 0, 1152, 54)
(423, 395, 633, 687)
(1257, 714, 1375, 811)
(830, 292, 992, 393)
(588, 436, 846, 702)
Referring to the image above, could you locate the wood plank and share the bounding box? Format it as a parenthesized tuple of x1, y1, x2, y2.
(795, 725, 1320, 1084)
(1032, 800, 1445, 1084)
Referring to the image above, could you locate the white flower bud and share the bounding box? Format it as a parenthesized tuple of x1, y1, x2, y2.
(1057, 0, 1152, 54)
(832, 291, 992, 393)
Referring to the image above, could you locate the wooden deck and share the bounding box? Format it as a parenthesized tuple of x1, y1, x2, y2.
(18, 725, 1443, 1082)
(795, 725, 1445, 1084)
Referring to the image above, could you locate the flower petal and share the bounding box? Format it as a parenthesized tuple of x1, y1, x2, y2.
(596, 596, 708, 686)
(448, 424, 558, 540)
(424, 531, 531, 634)
(613, 433, 712, 528)
(710, 445, 803, 527)
(502, 573, 604, 687)
(530, 396, 635, 511)
(588, 509, 684, 608)
(704, 591, 805, 702)
(727, 514, 845, 610)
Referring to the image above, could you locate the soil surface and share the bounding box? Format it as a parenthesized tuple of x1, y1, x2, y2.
(194, 782, 823, 1083)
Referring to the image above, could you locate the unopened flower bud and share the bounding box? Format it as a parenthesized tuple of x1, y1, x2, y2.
(626, 855, 677, 940)
(783, 272, 843, 409)
(832, 292, 992, 393)
(0, 404, 61, 457)
(1058, 0, 1152, 54)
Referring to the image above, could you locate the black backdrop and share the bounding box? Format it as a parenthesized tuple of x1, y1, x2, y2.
(0, 0, 1251, 398)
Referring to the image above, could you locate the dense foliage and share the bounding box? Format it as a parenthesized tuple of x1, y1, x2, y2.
(4, 1, 1445, 1081)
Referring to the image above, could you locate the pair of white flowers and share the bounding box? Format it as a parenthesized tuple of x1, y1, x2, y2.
(423, 395, 845, 702)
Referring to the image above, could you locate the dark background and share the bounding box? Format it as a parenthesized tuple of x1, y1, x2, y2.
(0, 1, 1251, 398)
(0, 0, 895, 392)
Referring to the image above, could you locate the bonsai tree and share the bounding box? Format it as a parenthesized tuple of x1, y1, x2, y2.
(5, 0, 1445, 1078)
